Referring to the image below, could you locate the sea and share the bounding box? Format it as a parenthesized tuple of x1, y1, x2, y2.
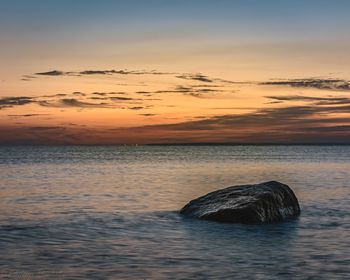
(0, 145, 349, 279)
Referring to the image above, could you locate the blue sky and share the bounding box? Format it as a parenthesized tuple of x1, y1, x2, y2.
(2, 0, 350, 41)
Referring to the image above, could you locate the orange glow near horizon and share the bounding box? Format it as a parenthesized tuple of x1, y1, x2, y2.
(1, 70, 350, 144)
(1, 1, 350, 144)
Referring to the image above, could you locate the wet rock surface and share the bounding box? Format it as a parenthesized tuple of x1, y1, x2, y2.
(180, 181, 300, 224)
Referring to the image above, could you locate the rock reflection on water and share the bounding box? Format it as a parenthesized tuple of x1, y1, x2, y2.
(0, 146, 349, 279)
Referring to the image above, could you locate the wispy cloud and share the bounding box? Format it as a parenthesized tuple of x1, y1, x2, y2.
(128, 106, 145, 110)
(2, 103, 350, 144)
(109, 96, 141, 101)
(150, 85, 231, 98)
(262, 78, 350, 91)
(176, 73, 213, 83)
(33, 69, 240, 86)
(175, 73, 240, 85)
(140, 113, 157, 116)
(35, 70, 66, 76)
(0, 91, 155, 111)
(37, 98, 108, 108)
(35, 69, 174, 76)
(123, 104, 350, 143)
(265, 95, 350, 105)
(61, 98, 109, 108)
(7, 114, 50, 118)
(0, 97, 35, 109)
(39, 98, 138, 109)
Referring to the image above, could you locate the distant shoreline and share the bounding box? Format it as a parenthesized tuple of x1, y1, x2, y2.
(146, 142, 350, 146)
(1, 143, 350, 147)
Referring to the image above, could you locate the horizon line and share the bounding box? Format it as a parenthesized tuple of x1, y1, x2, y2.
(1, 142, 350, 147)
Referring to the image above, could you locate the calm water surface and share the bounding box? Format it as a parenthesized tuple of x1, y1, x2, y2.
(0, 146, 349, 279)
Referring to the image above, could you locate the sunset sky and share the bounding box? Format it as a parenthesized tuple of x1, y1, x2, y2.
(1, 0, 350, 144)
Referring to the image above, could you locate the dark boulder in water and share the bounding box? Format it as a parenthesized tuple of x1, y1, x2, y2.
(180, 181, 300, 224)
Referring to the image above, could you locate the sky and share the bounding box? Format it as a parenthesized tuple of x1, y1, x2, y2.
(1, 0, 350, 144)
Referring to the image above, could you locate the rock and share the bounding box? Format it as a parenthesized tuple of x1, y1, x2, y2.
(180, 181, 300, 224)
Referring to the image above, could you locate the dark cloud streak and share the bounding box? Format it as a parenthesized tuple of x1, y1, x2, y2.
(265, 95, 350, 105)
(0, 97, 35, 109)
(176, 73, 213, 83)
(35, 69, 174, 76)
(262, 78, 350, 91)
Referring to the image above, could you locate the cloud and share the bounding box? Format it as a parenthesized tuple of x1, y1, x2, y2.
(72, 92, 86, 96)
(190, 85, 221, 88)
(7, 114, 50, 118)
(109, 96, 140, 101)
(2, 103, 350, 144)
(0, 97, 35, 109)
(41, 93, 68, 98)
(20, 75, 38, 82)
(107, 92, 128, 95)
(262, 78, 350, 91)
(123, 103, 350, 143)
(32, 69, 241, 88)
(38, 98, 113, 109)
(61, 99, 99, 107)
(34, 69, 174, 77)
(176, 73, 213, 83)
(22, 75, 37, 79)
(265, 95, 350, 105)
(140, 113, 157, 116)
(0, 91, 153, 111)
(152, 85, 228, 98)
(128, 106, 144, 110)
(175, 74, 240, 84)
(35, 70, 65, 76)
(89, 97, 107, 100)
(80, 69, 173, 75)
(265, 101, 283, 104)
(0, 125, 84, 145)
